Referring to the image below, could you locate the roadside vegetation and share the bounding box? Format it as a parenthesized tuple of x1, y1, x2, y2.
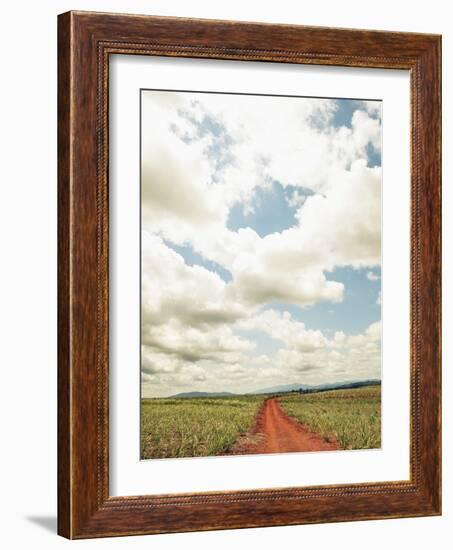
(278, 385, 381, 450)
(141, 395, 264, 459)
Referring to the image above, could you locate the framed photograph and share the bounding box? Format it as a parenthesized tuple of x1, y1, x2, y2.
(58, 11, 441, 538)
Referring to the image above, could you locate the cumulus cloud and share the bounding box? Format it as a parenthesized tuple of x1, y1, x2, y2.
(143, 319, 254, 364)
(293, 160, 381, 268)
(142, 233, 246, 328)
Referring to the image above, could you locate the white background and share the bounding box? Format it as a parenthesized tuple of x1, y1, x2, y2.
(110, 57, 410, 496)
(0, 1, 450, 548)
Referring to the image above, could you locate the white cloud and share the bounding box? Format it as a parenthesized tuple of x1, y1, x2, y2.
(287, 189, 308, 208)
(141, 233, 255, 377)
(141, 311, 382, 396)
(248, 318, 382, 389)
(239, 309, 328, 352)
(142, 91, 381, 272)
(143, 319, 254, 364)
(142, 233, 247, 328)
(222, 160, 380, 308)
(361, 100, 382, 120)
(351, 109, 381, 153)
(232, 255, 344, 308)
(367, 271, 380, 281)
(293, 160, 382, 269)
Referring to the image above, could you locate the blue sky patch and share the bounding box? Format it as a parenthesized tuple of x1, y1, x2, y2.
(236, 328, 282, 356)
(367, 142, 382, 167)
(164, 240, 232, 283)
(227, 181, 313, 237)
(332, 99, 362, 129)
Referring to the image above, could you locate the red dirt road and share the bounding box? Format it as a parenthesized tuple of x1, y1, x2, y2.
(229, 398, 340, 455)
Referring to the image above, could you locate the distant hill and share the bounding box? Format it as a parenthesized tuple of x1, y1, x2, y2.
(168, 380, 380, 399)
(251, 379, 381, 395)
(169, 391, 237, 398)
(251, 383, 312, 394)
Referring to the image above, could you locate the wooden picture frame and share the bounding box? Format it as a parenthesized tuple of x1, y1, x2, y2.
(58, 10, 441, 539)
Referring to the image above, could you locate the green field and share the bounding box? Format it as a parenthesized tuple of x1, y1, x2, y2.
(279, 385, 381, 450)
(141, 395, 264, 459)
(141, 385, 381, 459)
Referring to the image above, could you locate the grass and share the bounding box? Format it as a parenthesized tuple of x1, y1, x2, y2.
(141, 395, 264, 459)
(278, 385, 381, 450)
(141, 386, 382, 458)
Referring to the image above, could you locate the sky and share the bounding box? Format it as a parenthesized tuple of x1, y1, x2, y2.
(140, 90, 382, 398)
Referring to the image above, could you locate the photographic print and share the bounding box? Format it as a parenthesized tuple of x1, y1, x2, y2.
(140, 89, 382, 460)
